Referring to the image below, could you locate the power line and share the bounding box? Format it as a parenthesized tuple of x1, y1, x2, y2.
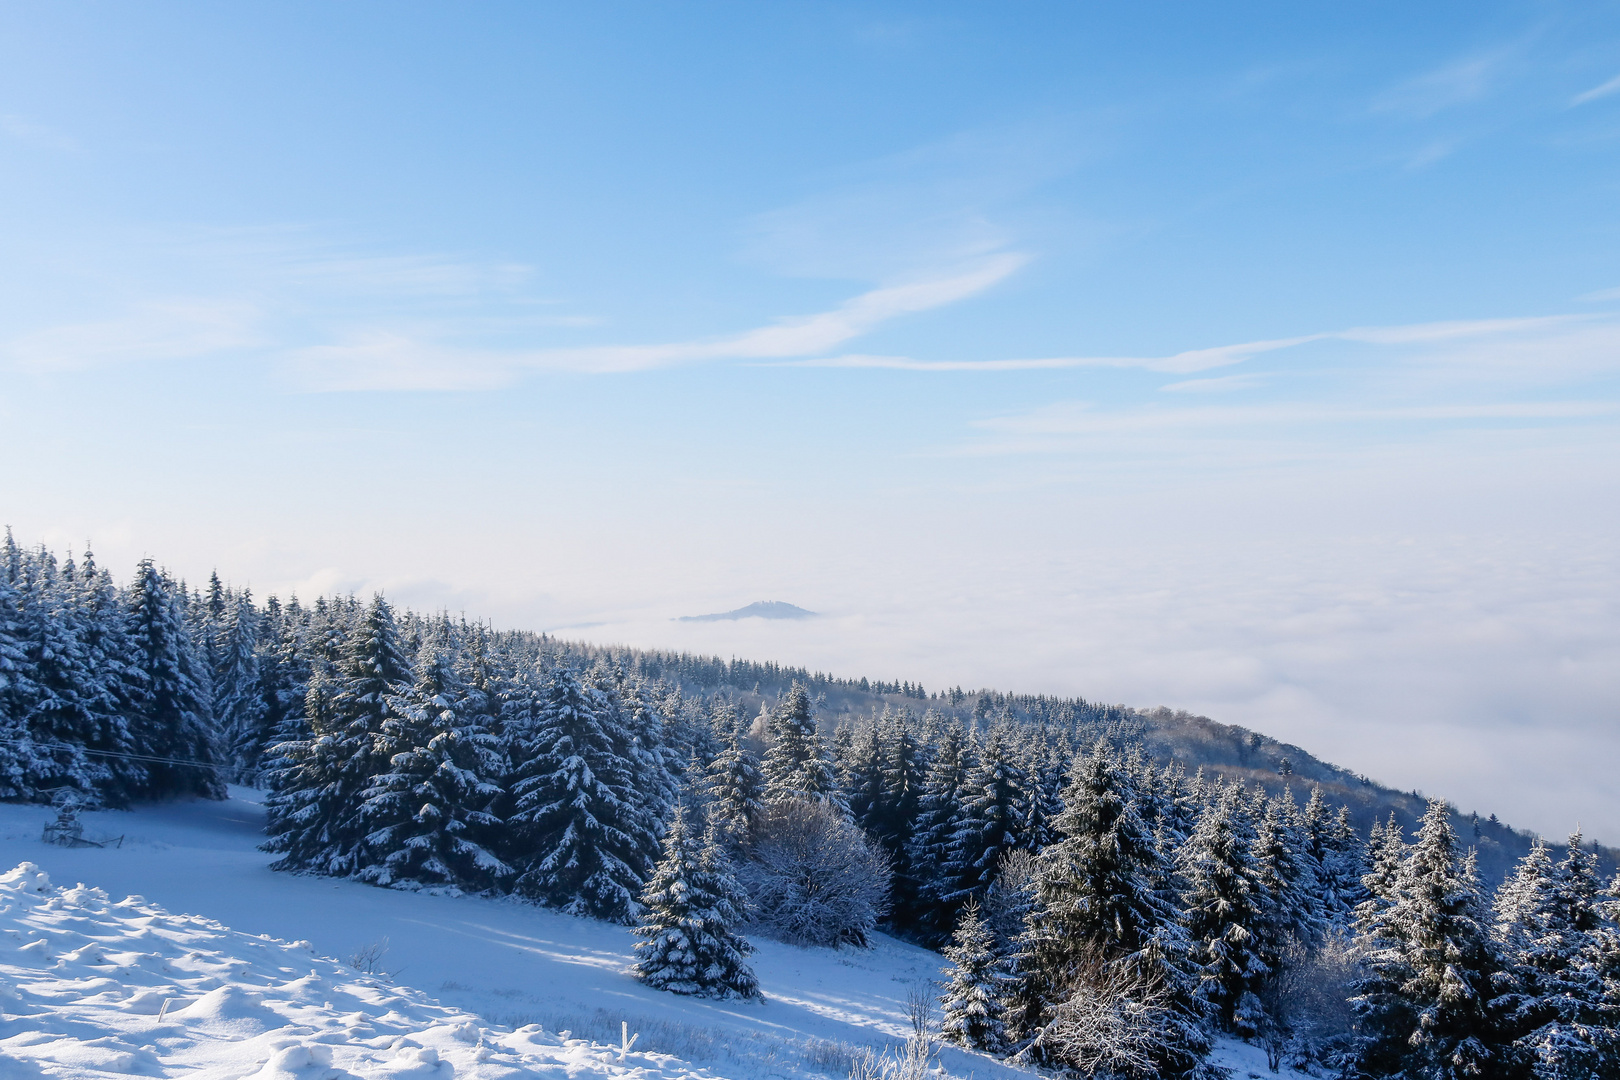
(0, 739, 222, 771)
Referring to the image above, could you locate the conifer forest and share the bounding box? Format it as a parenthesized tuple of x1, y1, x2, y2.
(2, 533, 1617, 1079)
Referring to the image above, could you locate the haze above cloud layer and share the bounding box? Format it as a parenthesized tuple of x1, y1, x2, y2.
(1, 2, 1617, 839)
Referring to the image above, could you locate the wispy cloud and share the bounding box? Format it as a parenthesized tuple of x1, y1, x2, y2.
(794, 314, 1609, 382)
(1372, 51, 1508, 117)
(1161, 372, 1269, 394)
(1, 300, 263, 372)
(972, 398, 1620, 441)
(286, 255, 1027, 389)
(1572, 72, 1620, 106)
(788, 334, 1318, 375)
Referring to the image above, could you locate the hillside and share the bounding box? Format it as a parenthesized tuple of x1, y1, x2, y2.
(0, 792, 1297, 1080)
(545, 638, 1615, 888)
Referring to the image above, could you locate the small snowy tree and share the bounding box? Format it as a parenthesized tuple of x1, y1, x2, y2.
(940, 900, 1006, 1051)
(632, 805, 759, 999)
(704, 708, 764, 850)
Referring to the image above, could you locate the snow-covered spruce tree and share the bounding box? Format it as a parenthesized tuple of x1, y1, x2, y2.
(8, 549, 108, 801)
(264, 595, 410, 876)
(259, 665, 322, 849)
(215, 590, 269, 784)
(632, 805, 759, 999)
(1017, 735, 1064, 854)
(739, 795, 891, 948)
(356, 641, 511, 892)
(940, 899, 1007, 1052)
(1010, 740, 1209, 1078)
(1253, 789, 1325, 964)
(1493, 833, 1614, 1079)
(943, 725, 1026, 912)
(906, 723, 972, 940)
(704, 707, 763, 850)
(1353, 798, 1503, 1080)
(1589, 873, 1620, 1079)
(71, 547, 145, 802)
(254, 596, 311, 784)
(124, 559, 224, 799)
(760, 682, 838, 805)
(591, 667, 670, 870)
(872, 710, 928, 922)
(612, 670, 679, 826)
(1179, 781, 1271, 1033)
(1303, 786, 1365, 928)
(1355, 812, 1407, 937)
(840, 718, 886, 834)
(506, 662, 653, 922)
(0, 556, 40, 800)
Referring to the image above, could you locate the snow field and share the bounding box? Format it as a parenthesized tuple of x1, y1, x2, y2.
(0, 862, 739, 1080)
(0, 793, 1037, 1080)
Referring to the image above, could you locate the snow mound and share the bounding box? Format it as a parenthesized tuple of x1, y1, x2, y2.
(0, 862, 727, 1080)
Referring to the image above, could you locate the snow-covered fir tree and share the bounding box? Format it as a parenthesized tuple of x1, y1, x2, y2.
(214, 589, 268, 783)
(356, 640, 511, 892)
(1179, 781, 1271, 1033)
(632, 804, 759, 999)
(704, 706, 763, 849)
(1011, 740, 1208, 1077)
(123, 559, 223, 799)
(506, 663, 656, 922)
(905, 721, 971, 939)
(1493, 832, 1615, 1078)
(760, 682, 838, 804)
(264, 595, 410, 876)
(1353, 799, 1503, 1080)
(1356, 812, 1407, 937)
(943, 724, 1026, 911)
(940, 899, 1007, 1051)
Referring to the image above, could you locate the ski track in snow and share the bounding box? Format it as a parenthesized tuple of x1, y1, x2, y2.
(0, 790, 1304, 1080)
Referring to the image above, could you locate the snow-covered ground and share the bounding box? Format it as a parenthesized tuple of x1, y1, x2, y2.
(0, 791, 1304, 1079)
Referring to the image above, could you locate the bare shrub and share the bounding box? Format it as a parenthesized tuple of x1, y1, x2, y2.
(848, 1034, 935, 1080)
(906, 984, 934, 1041)
(741, 797, 891, 948)
(1018, 952, 1197, 1080)
(1258, 931, 1364, 1073)
(348, 937, 401, 980)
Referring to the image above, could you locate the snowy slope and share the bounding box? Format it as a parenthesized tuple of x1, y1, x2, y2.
(0, 861, 738, 1080)
(0, 792, 1306, 1080)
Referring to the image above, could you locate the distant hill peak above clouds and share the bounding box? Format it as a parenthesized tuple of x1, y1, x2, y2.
(678, 601, 818, 622)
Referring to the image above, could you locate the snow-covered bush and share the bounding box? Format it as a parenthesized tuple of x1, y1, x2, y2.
(1018, 951, 1212, 1080)
(740, 796, 891, 948)
(1257, 932, 1363, 1073)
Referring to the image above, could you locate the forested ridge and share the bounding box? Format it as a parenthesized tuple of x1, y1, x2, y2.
(3, 533, 1617, 1078)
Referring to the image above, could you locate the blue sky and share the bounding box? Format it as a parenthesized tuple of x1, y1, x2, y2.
(2, 2, 1618, 838)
